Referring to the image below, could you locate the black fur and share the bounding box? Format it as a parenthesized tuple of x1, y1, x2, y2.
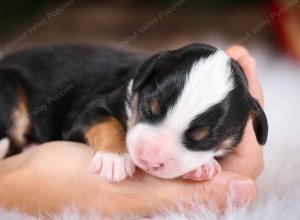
(0, 44, 142, 154)
(133, 44, 268, 152)
(0, 43, 268, 158)
(134, 44, 217, 125)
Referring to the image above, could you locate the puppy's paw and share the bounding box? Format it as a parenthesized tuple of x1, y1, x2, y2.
(182, 158, 221, 181)
(91, 151, 135, 182)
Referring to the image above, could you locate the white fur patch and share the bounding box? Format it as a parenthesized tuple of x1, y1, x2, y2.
(0, 138, 9, 159)
(91, 152, 135, 182)
(162, 50, 234, 136)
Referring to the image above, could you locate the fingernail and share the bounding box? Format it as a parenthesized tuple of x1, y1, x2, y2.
(229, 178, 256, 208)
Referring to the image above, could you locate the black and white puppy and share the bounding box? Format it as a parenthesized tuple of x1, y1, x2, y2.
(0, 43, 268, 182)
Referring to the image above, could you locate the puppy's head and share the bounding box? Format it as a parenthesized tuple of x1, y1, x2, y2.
(126, 44, 268, 179)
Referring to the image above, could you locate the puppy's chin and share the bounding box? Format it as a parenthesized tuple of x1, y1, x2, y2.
(133, 156, 213, 179)
(143, 168, 185, 179)
(126, 123, 217, 179)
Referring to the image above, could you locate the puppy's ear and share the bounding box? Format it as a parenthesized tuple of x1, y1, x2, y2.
(132, 52, 167, 92)
(251, 98, 268, 145)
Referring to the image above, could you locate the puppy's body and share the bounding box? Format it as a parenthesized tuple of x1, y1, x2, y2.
(0, 44, 268, 182)
(0, 45, 140, 153)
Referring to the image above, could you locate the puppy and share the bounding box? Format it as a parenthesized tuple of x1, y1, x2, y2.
(0, 43, 268, 182)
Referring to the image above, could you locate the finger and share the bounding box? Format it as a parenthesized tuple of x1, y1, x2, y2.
(226, 45, 250, 60)
(223, 46, 265, 178)
(227, 46, 264, 106)
(186, 171, 256, 211)
(237, 55, 264, 107)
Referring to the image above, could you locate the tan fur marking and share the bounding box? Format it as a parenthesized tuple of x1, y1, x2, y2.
(85, 117, 127, 154)
(215, 137, 235, 157)
(221, 137, 234, 148)
(219, 137, 235, 151)
(11, 90, 31, 146)
(149, 99, 160, 115)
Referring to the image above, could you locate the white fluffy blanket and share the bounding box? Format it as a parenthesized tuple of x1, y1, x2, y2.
(1, 47, 300, 219)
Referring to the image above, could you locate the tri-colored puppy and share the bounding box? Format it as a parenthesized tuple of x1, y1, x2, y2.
(0, 44, 268, 182)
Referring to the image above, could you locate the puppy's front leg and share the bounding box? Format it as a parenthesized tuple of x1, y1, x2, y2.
(85, 117, 135, 182)
(182, 159, 221, 181)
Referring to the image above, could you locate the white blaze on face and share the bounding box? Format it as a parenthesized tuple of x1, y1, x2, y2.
(127, 50, 235, 178)
(163, 50, 234, 135)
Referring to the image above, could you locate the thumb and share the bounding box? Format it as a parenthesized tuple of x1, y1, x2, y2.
(189, 171, 256, 211)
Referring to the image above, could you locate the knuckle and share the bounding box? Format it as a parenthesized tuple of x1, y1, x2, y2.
(192, 182, 226, 209)
(192, 182, 210, 196)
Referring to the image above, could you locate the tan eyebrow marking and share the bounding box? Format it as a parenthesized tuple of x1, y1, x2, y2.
(149, 99, 161, 115)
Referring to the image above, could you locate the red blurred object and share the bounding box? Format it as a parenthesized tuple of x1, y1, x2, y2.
(268, 0, 300, 62)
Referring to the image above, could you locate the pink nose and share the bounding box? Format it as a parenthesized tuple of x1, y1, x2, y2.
(132, 128, 176, 172)
(140, 158, 165, 171)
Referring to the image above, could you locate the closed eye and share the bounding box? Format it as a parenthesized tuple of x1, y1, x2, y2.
(188, 127, 210, 142)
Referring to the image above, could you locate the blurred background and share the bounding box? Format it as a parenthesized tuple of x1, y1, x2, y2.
(0, 0, 300, 147)
(0, 0, 299, 56)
